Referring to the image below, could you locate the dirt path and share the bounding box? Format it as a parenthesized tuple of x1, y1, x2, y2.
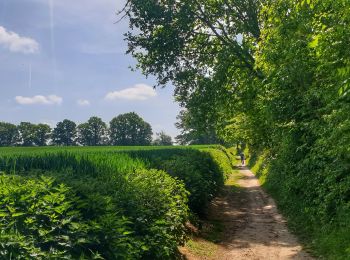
(180, 167, 313, 260)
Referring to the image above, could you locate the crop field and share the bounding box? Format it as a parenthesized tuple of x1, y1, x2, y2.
(0, 145, 234, 259)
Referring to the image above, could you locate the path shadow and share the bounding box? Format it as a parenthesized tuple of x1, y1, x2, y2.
(181, 168, 313, 259)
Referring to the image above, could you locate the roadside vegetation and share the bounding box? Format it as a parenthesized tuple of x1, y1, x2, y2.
(0, 145, 234, 259)
(1, 0, 349, 258)
(119, 0, 350, 258)
(247, 148, 350, 259)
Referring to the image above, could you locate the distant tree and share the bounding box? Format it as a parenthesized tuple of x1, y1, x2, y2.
(110, 112, 152, 146)
(18, 122, 37, 146)
(153, 131, 173, 146)
(78, 116, 107, 146)
(52, 119, 77, 146)
(34, 124, 51, 146)
(0, 122, 19, 146)
(77, 123, 89, 146)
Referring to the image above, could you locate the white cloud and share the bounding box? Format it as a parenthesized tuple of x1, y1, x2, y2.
(15, 95, 62, 105)
(0, 26, 39, 54)
(77, 99, 90, 106)
(105, 84, 157, 101)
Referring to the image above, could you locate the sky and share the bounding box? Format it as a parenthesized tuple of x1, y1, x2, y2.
(0, 0, 181, 139)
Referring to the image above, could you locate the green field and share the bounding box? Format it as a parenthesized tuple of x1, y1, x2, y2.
(0, 145, 234, 259)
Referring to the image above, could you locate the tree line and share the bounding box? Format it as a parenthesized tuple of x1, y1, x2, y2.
(0, 112, 173, 146)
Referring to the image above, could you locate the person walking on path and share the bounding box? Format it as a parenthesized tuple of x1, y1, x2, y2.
(240, 152, 246, 166)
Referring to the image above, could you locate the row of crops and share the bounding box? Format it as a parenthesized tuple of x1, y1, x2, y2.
(0, 145, 234, 259)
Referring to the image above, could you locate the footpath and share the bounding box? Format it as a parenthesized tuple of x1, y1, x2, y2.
(180, 166, 313, 260)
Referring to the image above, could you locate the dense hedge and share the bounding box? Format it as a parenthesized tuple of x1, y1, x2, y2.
(125, 148, 232, 215)
(0, 146, 234, 259)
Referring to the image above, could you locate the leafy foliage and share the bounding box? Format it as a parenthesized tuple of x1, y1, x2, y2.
(77, 116, 108, 146)
(110, 112, 153, 146)
(126, 146, 233, 215)
(52, 119, 77, 146)
(34, 124, 51, 146)
(251, 1, 350, 257)
(175, 110, 222, 145)
(122, 0, 350, 258)
(17, 122, 37, 146)
(0, 145, 233, 259)
(0, 122, 18, 147)
(121, 0, 262, 144)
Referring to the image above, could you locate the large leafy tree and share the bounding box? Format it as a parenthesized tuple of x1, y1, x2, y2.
(77, 117, 108, 146)
(121, 0, 264, 144)
(34, 124, 52, 146)
(52, 120, 77, 146)
(109, 112, 152, 146)
(0, 122, 19, 147)
(123, 0, 260, 83)
(18, 122, 37, 146)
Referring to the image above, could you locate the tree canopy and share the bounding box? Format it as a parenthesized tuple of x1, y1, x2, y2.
(34, 124, 52, 146)
(0, 122, 18, 147)
(18, 122, 37, 146)
(110, 112, 153, 146)
(52, 120, 77, 146)
(78, 117, 108, 146)
(121, 0, 263, 145)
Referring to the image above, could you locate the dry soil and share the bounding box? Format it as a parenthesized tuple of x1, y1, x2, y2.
(180, 167, 313, 260)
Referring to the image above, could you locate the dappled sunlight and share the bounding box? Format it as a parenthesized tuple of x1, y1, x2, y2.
(182, 168, 313, 259)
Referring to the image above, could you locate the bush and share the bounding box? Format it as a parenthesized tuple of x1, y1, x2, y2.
(0, 153, 189, 259)
(0, 146, 233, 258)
(125, 146, 233, 215)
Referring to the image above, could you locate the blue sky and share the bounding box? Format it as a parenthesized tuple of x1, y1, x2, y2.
(0, 0, 181, 139)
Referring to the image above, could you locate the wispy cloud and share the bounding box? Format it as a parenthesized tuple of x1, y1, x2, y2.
(77, 99, 90, 106)
(15, 95, 62, 105)
(105, 84, 157, 101)
(0, 26, 39, 54)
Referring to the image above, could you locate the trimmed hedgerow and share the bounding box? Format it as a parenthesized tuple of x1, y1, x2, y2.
(0, 146, 233, 259)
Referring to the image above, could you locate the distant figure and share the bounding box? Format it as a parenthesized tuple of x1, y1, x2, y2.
(240, 152, 246, 166)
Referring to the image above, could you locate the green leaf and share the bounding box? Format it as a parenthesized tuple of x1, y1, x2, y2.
(12, 212, 25, 217)
(308, 35, 319, 48)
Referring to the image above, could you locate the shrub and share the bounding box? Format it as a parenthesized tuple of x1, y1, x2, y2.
(0, 153, 189, 259)
(126, 146, 233, 215)
(0, 146, 233, 258)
